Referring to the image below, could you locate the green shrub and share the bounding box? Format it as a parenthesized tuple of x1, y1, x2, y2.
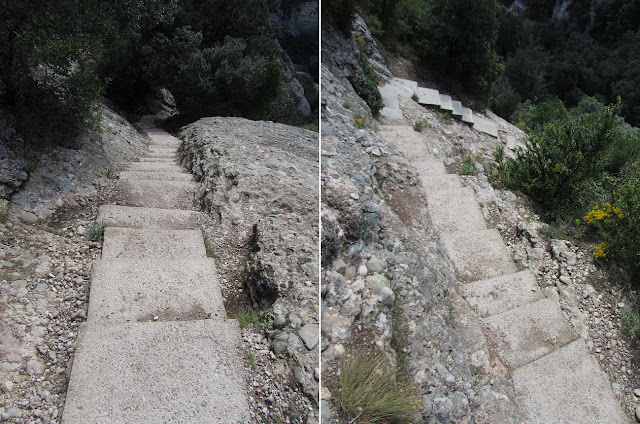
(413, 120, 424, 132)
(622, 305, 640, 339)
(230, 307, 265, 329)
(411, 92, 419, 102)
(500, 99, 622, 215)
(348, 62, 384, 116)
(610, 162, 640, 275)
(340, 349, 420, 423)
(460, 155, 478, 176)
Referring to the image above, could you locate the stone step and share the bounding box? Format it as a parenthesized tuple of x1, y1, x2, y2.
(512, 339, 629, 424)
(148, 144, 178, 153)
(147, 133, 182, 146)
(426, 187, 486, 234)
(126, 161, 185, 172)
(378, 85, 403, 120)
(441, 228, 516, 283)
(61, 319, 250, 424)
(114, 179, 196, 209)
(102, 227, 206, 260)
(98, 205, 202, 230)
(481, 298, 575, 369)
(377, 127, 445, 173)
(119, 170, 193, 182)
(389, 78, 417, 98)
(473, 114, 499, 138)
(460, 270, 544, 317)
(439, 94, 453, 112)
(461, 107, 474, 125)
(416, 87, 441, 107)
(451, 100, 464, 117)
(138, 157, 177, 163)
(88, 258, 225, 324)
(145, 151, 177, 159)
(422, 174, 463, 192)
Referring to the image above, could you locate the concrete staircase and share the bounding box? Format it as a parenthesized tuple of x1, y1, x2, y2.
(377, 125, 629, 423)
(378, 77, 501, 137)
(62, 121, 250, 423)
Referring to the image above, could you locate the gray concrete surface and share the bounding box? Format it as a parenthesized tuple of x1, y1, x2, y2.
(98, 205, 202, 229)
(126, 161, 185, 172)
(439, 94, 453, 111)
(461, 107, 474, 124)
(119, 170, 193, 182)
(513, 339, 629, 424)
(451, 100, 464, 117)
(441, 229, 517, 282)
(417, 87, 441, 107)
(379, 85, 403, 120)
(460, 271, 544, 317)
(88, 258, 225, 323)
(114, 180, 196, 210)
(482, 298, 575, 369)
(101, 227, 207, 259)
(426, 187, 486, 234)
(473, 114, 499, 138)
(62, 320, 250, 424)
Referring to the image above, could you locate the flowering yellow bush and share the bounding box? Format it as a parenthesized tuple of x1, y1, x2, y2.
(594, 242, 611, 259)
(584, 202, 624, 224)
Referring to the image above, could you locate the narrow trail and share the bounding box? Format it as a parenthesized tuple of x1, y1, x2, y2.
(61, 119, 250, 423)
(377, 79, 629, 423)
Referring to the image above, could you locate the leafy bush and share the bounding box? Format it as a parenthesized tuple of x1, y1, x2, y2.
(413, 120, 424, 131)
(500, 99, 622, 215)
(610, 163, 640, 275)
(340, 349, 420, 423)
(349, 62, 384, 116)
(323, 0, 355, 33)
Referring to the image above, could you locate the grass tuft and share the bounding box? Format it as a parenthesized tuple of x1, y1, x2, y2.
(413, 120, 424, 132)
(202, 231, 215, 257)
(245, 351, 257, 369)
(411, 93, 419, 102)
(230, 307, 265, 330)
(340, 349, 420, 424)
(622, 305, 640, 339)
(86, 221, 107, 242)
(540, 223, 566, 240)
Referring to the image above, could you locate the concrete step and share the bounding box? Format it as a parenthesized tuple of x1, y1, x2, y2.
(451, 100, 464, 117)
(147, 133, 182, 146)
(439, 94, 453, 112)
(460, 270, 544, 317)
(114, 179, 196, 210)
(88, 258, 225, 323)
(482, 298, 575, 369)
(416, 87, 441, 107)
(119, 170, 193, 182)
(473, 114, 499, 138)
(138, 157, 177, 163)
(389, 78, 417, 98)
(148, 144, 179, 154)
(98, 205, 202, 230)
(145, 151, 177, 159)
(422, 174, 463, 192)
(461, 107, 474, 125)
(126, 161, 184, 172)
(378, 85, 403, 120)
(512, 339, 629, 424)
(441, 228, 516, 283)
(62, 319, 250, 424)
(426, 187, 486, 234)
(378, 127, 446, 174)
(102, 227, 206, 260)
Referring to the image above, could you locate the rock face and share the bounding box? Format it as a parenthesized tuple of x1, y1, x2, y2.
(145, 87, 178, 120)
(178, 116, 319, 405)
(0, 109, 28, 199)
(9, 105, 147, 219)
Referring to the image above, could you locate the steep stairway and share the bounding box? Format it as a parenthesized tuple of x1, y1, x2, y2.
(61, 121, 250, 423)
(378, 123, 629, 423)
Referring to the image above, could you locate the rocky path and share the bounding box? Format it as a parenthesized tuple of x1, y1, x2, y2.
(61, 121, 250, 423)
(378, 124, 629, 423)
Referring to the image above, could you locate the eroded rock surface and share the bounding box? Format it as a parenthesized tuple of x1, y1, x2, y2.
(178, 117, 319, 418)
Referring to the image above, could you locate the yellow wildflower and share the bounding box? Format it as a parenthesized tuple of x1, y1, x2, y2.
(594, 242, 611, 259)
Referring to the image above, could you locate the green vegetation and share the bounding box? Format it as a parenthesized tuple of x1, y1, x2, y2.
(230, 307, 265, 330)
(622, 305, 640, 339)
(202, 231, 215, 257)
(460, 155, 478, 176)
(0, 0, 317, 148)
(86, 221, 107, 242)
(340, 348, 420, 423)
(412, 120, 424, 131)
(348, 62, 384, 116)
(245, 351, 257, 369)
(411, 92, 419, 102)
(539, 223, 566, 240)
